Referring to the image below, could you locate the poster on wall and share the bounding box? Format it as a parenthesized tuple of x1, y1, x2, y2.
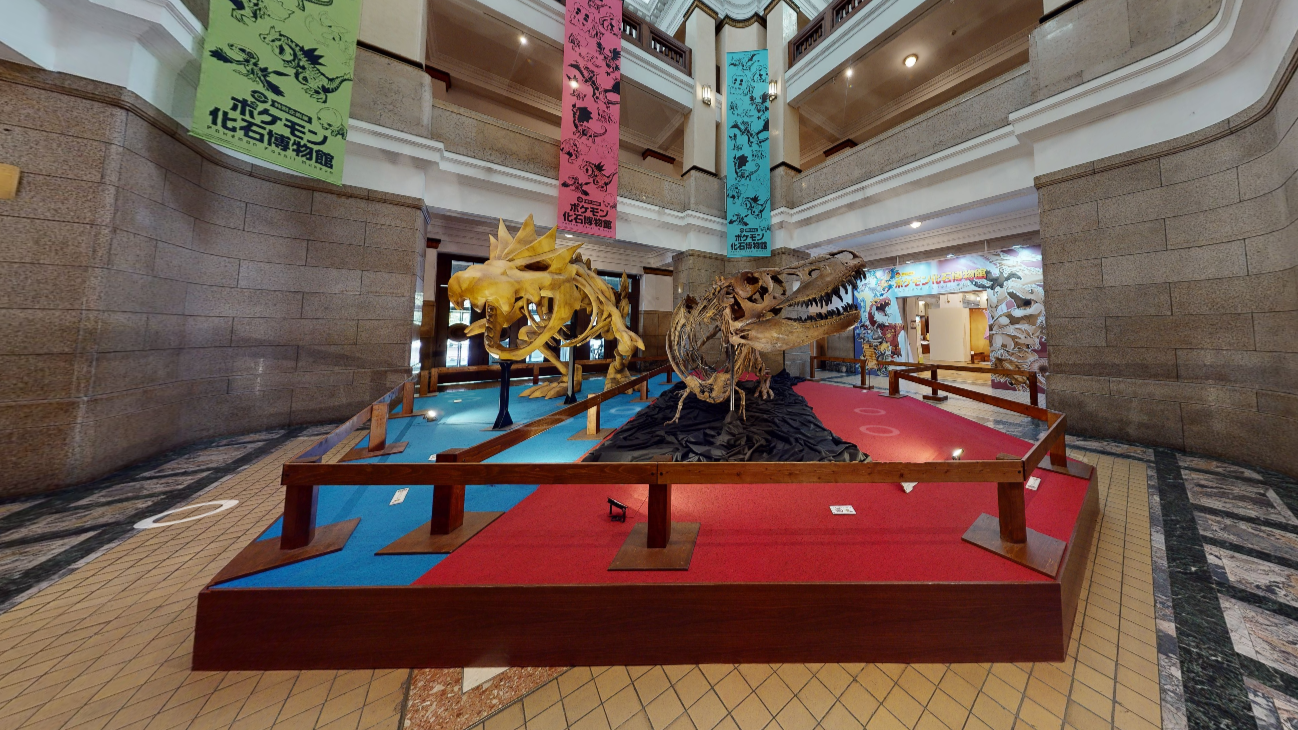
(854, 247, 1047, 391)
(557, 0, 622, 237)
(725, 50, 771, 258)
(190, 0, 360, 185)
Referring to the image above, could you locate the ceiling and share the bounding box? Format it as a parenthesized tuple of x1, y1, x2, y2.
(795, 0, 1037, 169)
(427, 0, 688, 158)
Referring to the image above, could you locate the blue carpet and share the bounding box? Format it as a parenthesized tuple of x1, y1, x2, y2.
(212, 373, 674, 589)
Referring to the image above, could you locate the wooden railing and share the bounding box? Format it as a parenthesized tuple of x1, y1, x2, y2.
(788, 0, 876, 67)
(554, 0, 691, 75)
(622, 7, 692, 75)
(257, 354, 1086, 579)
(809, 355, 1040, 408)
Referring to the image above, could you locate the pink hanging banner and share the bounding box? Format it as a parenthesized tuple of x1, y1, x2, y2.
(557, 0, 621, 237)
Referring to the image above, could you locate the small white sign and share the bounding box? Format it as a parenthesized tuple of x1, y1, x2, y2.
(830, 505, 856, 515)
(901, 482, 918, 494)
(1026, 476, 1041, 491)
(390, 488, 409, 505)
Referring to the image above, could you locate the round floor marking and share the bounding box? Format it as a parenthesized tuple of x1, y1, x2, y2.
(134, 500, 238, 529)
(858, 425, 900, 437)
(609, 406, 642, 415)
(853, 407, 886, 416)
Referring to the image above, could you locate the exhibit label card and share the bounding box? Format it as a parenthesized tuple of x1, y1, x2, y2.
(726, 49, 771, 258)
(190, 0, 360, 184)
(557, 0, 622, 237)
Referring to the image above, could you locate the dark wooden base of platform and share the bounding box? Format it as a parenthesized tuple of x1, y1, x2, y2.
(339, 442, 407, 462)
(376, 512, 503, 555)
(853, 385, 876, 390)
(608, 522, 700, 570)
(1039, 454, 1095, 479)
(961, 514, 1067, 578)
(194, 470, 1099, 670)
(569, 428, 615, 441)
(208, 518, 360, 586)
(922, 394, 948, 402)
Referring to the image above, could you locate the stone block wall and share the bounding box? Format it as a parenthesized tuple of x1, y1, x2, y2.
(1039, 50, 1298, 476)
(1030, 0, 1221, 102)
(0, 61, 425, 496)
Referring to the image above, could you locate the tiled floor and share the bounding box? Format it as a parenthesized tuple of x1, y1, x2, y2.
(0, 374, 1294, 729)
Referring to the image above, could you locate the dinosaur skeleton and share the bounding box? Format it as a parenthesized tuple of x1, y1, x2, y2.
(447, 216, 644, 398)
(666, 251, 869, 422)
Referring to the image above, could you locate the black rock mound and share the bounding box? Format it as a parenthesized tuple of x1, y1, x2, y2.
(585, 371, 869, 463)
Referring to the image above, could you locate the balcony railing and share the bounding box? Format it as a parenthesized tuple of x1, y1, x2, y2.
(622, 7, 692, 75)
(556, 0, 691, 76)
(789, 0, 874, 67)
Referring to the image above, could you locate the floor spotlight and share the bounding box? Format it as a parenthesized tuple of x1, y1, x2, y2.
(607, 497, 628, 522)
(951, 448, 963, 460)
(424, 410, 439, 422)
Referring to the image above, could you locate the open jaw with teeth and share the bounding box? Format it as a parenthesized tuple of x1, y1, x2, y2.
(726, 251, 869, 352)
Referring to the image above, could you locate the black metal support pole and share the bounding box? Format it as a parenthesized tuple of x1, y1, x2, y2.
(564, 311, 580, 405)
(492, 360, 514, 429)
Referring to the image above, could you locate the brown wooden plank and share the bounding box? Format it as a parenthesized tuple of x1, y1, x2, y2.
(193, 578, 1066, 670)
(1023, 416, 1067, 476)
(376, 512, 503, 555)
(291, 405, 372, 464)
(894, 372, 1051, 421)
(208, 518, 359, 586)
(282, 461, 660, 487)
(608, 522, 699, 570)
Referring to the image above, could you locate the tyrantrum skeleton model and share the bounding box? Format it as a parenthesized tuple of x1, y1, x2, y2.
(447, 216, 644, 398)
(666, 251, 869, 422)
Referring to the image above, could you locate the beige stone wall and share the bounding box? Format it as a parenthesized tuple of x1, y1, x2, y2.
(1030, 0, 1222, 102)
(1039, 50, 1298, 476)
(0, 61, 425, 496)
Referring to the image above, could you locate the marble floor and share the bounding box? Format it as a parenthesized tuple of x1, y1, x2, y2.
(0, 375, 1293, 730)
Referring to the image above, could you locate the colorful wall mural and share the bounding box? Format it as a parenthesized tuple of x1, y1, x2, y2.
(725, 49, 771, 258)
(557, 0, 622, 237)
(854, 246, 1047, 391)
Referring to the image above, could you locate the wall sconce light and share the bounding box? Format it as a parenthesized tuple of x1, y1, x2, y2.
(701, 85, 713, 105)
(767, 80, 778, 101)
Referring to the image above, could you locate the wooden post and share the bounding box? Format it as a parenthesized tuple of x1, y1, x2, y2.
(1048, 412, 1067, 465)
(889, 370, 899, 396)
(368, 404, 388, 453)
(428, 368, 439, 395)
(431, 448, 466, 535)
(280, 483, 318, 550)
(922, 368, 948, 402)
(419, 369, 429, 397)
(996, 481, 1027, 544)
(587, 396, 601, 436)
(401, 381, 414, 416)
(1028, 372, 1039, 408)
(664, 368, 673, 384)
(533, 364, 540, 385)
(647, 483, 671, 548)
(808, 351, 818, 380)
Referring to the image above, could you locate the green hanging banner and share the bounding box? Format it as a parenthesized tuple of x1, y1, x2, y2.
(190, 0, 361, 185)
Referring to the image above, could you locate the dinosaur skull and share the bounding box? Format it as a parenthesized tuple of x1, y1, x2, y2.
(725, 250, 868, 351)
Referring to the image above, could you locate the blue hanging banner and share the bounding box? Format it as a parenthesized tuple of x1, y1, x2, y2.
(725, 50, 771, 258)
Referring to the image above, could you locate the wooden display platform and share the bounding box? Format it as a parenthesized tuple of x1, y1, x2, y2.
(192, 470, 1097, 670)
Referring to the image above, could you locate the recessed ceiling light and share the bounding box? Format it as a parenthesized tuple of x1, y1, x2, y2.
(904, 54, 918, 68)
(909, 221, 922, 228)
(564, 233, 573, 237)
(520, 35, 528, 45)
(569, 79, 578, 89)
(945, 254, 954, 258)
(845, 68, 853, 78)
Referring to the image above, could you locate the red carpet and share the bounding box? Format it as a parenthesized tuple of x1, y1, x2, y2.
(414, 384, 1089, 586)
